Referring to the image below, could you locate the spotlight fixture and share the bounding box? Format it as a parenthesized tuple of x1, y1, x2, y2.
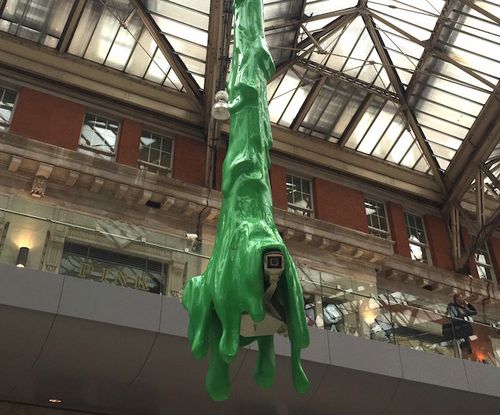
(48, 398, 62, 404)
(211, 90, 230, 121)
(16, 246, 29, 268)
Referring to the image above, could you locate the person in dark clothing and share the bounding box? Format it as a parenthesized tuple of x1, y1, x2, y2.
(447, 293, 477, 358)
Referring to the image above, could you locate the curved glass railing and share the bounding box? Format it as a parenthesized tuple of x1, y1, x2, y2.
(301, 279, 500, 366)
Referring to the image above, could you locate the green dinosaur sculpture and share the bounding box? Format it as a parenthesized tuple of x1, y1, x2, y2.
(182, 0, 310, 401)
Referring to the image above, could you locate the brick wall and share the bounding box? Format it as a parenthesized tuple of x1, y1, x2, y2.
(172, 136, 206, 186)
(270, 165, 287, 210)
(313, 178, 368, 232)
(387, 202, 411, 258)
(10, 88, 84, 150)
(116, 119, 142, 167)
(424, 215, 454, 271)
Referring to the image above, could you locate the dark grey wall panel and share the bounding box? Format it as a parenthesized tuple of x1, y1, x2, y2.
(0, 263, 63, 312)
(399, 347, 469, 390)
(0, 305, 55, 397)
(58, 276, 162, 332)
(1, 267, 499, 415)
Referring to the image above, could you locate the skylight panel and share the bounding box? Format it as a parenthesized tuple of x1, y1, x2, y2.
(368, 0, 444, 41)
(357, 102, 398, 154)
(0, 0, 73, 48)
(268, 70, 302, 124)
(304, 0, 358, 16)
(386, 129, 414, 164)
(144, 0, 209, 89)
(371, 114, 406, 159)
(345, 96, 386, 150)
(69, 0, 184, 91)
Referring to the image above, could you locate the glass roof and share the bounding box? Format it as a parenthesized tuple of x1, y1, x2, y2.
(0, 0, 499, 183)
(144, 0, 209, 89)
(0, 0, 73, 48)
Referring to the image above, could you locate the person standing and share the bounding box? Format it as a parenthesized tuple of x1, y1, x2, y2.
(447, 293, 477, 359)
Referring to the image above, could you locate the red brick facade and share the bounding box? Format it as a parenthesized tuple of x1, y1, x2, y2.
(386, 202, 411, 258)
(10, 88, 84, 150)
(270, 165, 288, 210)
(313, 178, 368, 232)
(172, 135, 206, 187)
(116, 119, 142, 167)
(424, 214, 454, 271)
(6, 88, 500, 279)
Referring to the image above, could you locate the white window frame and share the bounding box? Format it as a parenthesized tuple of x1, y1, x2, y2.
(474, 241, 496, 282)
(404, 211, 431, 265)
(286, 173, 314, 217)
(365, 198, 391, 239)
(138, 129, 174, 176)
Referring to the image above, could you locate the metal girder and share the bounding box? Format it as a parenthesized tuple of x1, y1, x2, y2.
(131, 0, 202, 107)
(296, 59, 399, 102)
(459, 0, 500, 25)
(290, 76, 326, 131)
(482, 165, 500, 191)
(295, 13, 356, 54)
(339, 94, 373, 147)
(443, 87, 500, 213)
(362, 12, 447, 193)
(204, 0, 232, 188)
(458, 204, 500, 270)
(403, 0, 456, 96)
(264, 7, 359, 33)
(293, 0, 308, 51)
(219, 122, 445, 202)
(269, 13, 357, 84)
(369, 8, 498, 92)
(58, 0, 87, 52)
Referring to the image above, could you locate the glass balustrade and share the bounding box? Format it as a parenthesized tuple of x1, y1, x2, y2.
(301, 279, 500, 366)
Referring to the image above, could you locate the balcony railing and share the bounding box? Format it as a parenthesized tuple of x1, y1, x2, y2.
(302, 280, 500, 366)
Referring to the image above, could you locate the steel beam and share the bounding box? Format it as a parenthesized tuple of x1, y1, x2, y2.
(131, 0, 202, 107)
(269, 13, 357, 84)
(459, 0, 500, 25)
(458, 204, 500, 270)
(290, 76, 326, 131)
(264, 7, 359, 33)
(403, 0, 456, 96)
(58, 0, 87, 52)
(204, 0, 232, 188)
(0, 34, 203, 127)
(443, 88, 500, 213)
(362, 13, 447, 193)
(370, 7, 498, 92)
(296, 59, 399, 102)
(220, 123, 444, 202)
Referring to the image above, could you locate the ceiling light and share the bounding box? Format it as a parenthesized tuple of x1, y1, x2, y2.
(48, 398, 62, 404)
(211, 90, 230, 121)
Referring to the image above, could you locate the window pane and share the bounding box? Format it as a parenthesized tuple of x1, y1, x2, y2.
(286, 174, 313, 217)
(138, 130, 173, 175)
(0, 86, 17, 130)
(365, 199, 390, 238)
(405, 212, 428, 263)
(79, 113, 119, 159)
(475, 242, 494, 280)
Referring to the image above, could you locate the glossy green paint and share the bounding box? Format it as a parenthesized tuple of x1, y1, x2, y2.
(182, 0, 310, 401)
